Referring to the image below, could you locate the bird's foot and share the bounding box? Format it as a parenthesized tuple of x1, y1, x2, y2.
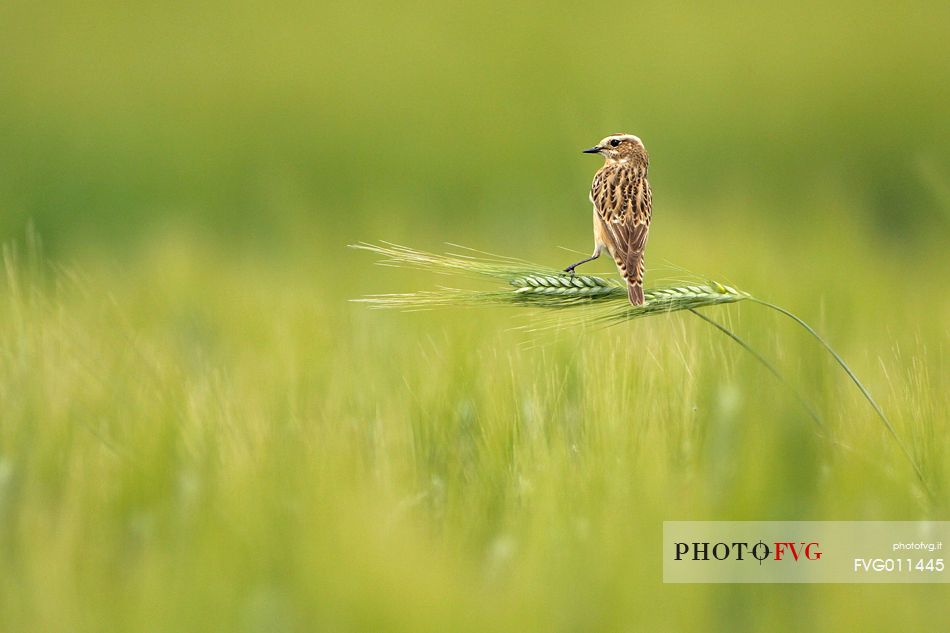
(562, 266, 576, 279)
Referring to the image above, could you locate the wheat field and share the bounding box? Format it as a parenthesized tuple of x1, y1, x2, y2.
(0, 217, 947, 631)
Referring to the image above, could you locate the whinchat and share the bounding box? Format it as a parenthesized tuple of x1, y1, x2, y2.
(564, 133, 652, 305)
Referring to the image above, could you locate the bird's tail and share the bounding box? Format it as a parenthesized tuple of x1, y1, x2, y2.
(622, 249, 646, 306)
(627, 281, 644, 306)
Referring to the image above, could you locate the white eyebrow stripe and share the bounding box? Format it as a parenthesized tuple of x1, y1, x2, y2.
(601, 134, 643, 146)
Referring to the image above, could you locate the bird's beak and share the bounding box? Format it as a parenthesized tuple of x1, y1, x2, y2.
(582, 146, 602, 154)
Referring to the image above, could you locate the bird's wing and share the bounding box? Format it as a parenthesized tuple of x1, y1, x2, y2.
(591, 166, 652, 298)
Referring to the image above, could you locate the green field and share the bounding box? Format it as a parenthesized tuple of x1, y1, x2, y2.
(1, 1, 948, 631)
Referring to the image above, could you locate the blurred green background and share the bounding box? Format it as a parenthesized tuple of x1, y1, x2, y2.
(0, 1, 948, 631)
(2, 0, 948, 253)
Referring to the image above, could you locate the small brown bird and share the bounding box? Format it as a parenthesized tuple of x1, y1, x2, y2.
(564, 133, 652, 305)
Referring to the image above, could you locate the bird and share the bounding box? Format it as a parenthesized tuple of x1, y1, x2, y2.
(563, 133, 652, 306)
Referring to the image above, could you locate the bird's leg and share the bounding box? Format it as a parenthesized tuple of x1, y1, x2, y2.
(563, 249, 601, 278)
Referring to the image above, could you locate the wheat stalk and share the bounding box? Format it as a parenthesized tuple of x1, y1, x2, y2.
(351, 242, 749, 316)
(350, 241, 932, 499)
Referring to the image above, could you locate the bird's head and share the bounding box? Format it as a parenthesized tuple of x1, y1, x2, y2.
(583, 133, 648, 167)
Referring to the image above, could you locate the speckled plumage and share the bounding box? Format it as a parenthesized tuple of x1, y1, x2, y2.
(565, 133, 652, 305)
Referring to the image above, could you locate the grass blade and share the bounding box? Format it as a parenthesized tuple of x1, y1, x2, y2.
(750, 297, 931, 495)
(688, 308, 823, 429)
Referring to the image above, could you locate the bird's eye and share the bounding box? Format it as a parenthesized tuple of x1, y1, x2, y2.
(609, 139, 621, 147)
